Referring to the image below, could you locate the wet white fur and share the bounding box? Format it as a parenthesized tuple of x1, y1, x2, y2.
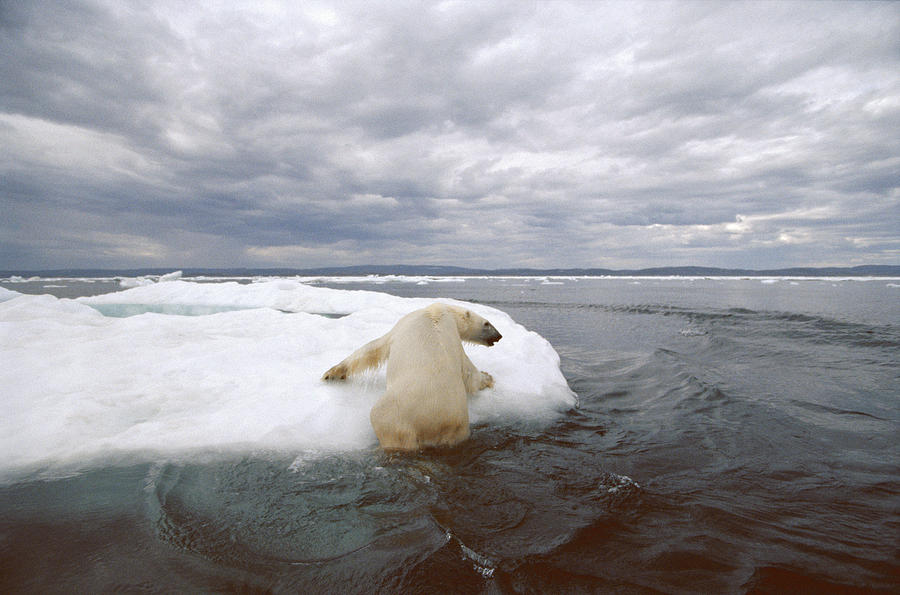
(322, 303, 496, 449)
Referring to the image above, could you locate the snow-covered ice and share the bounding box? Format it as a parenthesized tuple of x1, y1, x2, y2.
(0, 279, 575, 480)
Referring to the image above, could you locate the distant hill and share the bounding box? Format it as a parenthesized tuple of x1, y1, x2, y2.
(5, 264, 900, 278)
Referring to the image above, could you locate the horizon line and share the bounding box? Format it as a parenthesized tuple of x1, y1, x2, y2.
(3, 263, 899, 278)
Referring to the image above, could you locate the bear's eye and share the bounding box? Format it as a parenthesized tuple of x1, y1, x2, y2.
(483, 322, 489, 327)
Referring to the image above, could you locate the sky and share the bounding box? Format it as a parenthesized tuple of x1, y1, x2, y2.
(1, 1, 898, 271)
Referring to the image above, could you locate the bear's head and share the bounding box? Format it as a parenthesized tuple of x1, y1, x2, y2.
(450, 306, 502, 346)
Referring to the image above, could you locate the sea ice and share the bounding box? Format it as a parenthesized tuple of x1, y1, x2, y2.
(0, 286, 20, 302)
(0, 279, 575, 480)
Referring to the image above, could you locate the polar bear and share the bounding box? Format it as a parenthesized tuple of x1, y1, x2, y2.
(322, 303, 502, 450)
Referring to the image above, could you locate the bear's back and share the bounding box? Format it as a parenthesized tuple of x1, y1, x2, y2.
(386, 305, 465, 381)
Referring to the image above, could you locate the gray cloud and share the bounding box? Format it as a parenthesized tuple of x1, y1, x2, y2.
(1, 0, 898, 270)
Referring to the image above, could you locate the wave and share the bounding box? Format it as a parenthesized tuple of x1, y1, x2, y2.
(487, 298, 900, 352)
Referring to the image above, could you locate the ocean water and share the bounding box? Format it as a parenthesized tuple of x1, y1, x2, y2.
(1, 274, 898, 593)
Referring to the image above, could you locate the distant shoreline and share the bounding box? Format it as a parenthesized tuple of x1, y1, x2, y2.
(3, 264, 899, 278)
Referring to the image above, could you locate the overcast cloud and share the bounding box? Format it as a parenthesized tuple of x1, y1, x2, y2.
(1, 0, 898, 270)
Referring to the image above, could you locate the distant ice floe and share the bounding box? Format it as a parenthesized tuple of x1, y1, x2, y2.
(0, 278, 575, 480)
(118, 269, 183, 288)
(296, 275, 468, 285)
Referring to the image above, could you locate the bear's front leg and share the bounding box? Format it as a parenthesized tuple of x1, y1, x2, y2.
(479, 371, 494, 390)
(322, 334, 393, 381)
(322, 363, 349, 381)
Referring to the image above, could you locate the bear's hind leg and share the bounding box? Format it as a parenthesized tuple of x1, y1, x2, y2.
(370, 397, 419, 450)
(373, 421, 419, 451)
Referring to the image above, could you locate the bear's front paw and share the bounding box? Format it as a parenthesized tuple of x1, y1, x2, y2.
(479, 371, 494, 390)
(322, 364, 349, 381)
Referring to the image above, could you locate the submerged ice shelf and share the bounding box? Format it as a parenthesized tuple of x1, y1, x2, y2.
(0, 279, 575, 480)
